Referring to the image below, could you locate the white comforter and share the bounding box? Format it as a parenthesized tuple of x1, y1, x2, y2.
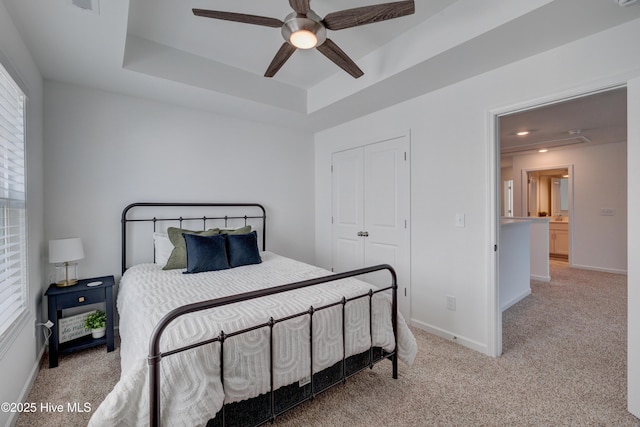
(89, 252, 417, 427)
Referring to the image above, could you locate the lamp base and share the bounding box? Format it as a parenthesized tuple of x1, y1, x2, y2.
(56, 279, 79, 287)
(54, 262, 79, 287)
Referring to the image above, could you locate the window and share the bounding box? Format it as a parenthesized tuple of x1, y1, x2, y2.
(0, 60, 28, 348)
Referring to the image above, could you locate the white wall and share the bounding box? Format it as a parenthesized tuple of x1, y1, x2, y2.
(43, 81, 315, 284)
(4, 3, 640, 424)
(315, 18, 640, 362)
(511, 141, 627, 273)
(627, 76, 640, 418)
(315, 82, 497, 354)
(0, 3, 45, 427)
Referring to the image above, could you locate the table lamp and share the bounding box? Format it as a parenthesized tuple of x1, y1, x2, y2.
(49, 237, 84, 287)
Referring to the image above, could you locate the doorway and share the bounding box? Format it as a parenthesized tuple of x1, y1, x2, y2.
(492, 85, 628, 357)
(523, 165, 574, 263)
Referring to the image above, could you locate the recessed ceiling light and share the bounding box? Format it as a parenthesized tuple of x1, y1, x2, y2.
(538, 149, 548, 153)
(516, 131, 530, 136)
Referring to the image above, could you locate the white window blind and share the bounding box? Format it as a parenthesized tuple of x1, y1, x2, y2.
(0, 61, 28, 342)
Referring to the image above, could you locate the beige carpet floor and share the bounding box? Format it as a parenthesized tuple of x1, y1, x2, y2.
(16, 262, 640, 426)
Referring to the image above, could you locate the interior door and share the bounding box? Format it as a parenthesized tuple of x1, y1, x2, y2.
(332, 148, 365, 273)
(362, 137, 410, 318)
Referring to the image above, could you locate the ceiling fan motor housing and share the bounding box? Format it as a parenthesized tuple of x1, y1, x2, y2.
(282, 11, 327, 48)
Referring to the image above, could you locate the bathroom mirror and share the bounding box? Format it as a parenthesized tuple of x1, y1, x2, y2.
(552, 177, 569, 213)
(526, 168, 569, 218)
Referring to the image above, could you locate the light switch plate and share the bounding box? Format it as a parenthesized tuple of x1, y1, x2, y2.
(455, 213, 465, 228)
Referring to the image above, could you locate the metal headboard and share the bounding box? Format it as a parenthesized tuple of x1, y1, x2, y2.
(121, 202, 266, 274)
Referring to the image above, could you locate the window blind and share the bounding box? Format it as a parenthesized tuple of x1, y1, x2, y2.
(0, 61, 28, 342)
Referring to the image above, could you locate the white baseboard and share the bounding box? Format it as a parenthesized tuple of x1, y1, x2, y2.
(531, 274, 551, 282)
(410, 319, 489, 355)
(570, 263, 627, 275)
(6, 345, 46, 427)
(501, 288, 532, 312)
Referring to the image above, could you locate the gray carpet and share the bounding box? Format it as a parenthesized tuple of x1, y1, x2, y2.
(17, 262, 640, 426)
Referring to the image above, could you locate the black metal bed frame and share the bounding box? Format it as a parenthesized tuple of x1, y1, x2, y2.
(121, 202, 398, 427)
(122, 202, 267, 274)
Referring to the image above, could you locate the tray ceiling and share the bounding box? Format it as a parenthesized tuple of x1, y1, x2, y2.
(3, 0, 640, 131)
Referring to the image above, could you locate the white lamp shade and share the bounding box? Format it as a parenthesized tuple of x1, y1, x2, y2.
(49, 238, 84, 263)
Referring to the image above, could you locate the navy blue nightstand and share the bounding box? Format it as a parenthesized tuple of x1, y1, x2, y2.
(45, 276, 115, 368)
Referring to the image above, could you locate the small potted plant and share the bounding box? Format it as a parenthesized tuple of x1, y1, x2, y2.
(84, 311, 107, 339)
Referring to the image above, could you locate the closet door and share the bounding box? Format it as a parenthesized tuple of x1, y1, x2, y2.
(332, 147, 365, 273)
(362, 137, 410, 313)
(331, 134, 410, 319)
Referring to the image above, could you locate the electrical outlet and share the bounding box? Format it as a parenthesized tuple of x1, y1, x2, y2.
(35, 320, 54, 341)
(600, 208, 616, 216)
(35, 320, 54, 331)
(446, 295, 456, 311)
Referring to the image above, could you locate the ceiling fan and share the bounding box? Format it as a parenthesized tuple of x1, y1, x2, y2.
(193, 0, 415, 79)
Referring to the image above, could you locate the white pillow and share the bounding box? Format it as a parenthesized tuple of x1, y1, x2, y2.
(220, 225, 251, 231)
(153, 233, 173, 266)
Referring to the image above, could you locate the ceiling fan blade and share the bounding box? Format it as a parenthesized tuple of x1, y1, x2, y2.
(264, 43, 297, 77)
(322, 0, 415, 31)
(289, 0, 310, 15)
(193, 9, 283, 28)
(316, 39, 364, 78)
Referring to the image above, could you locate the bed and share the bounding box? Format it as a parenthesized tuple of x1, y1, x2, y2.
(89, 203, 417, 427)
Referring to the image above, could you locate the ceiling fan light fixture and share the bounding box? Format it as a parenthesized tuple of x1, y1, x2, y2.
(193, 1, 416, 78)
(290, 30, 318, 49)
(282, 12, 327, 49)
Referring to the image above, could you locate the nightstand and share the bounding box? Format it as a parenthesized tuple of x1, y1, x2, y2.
(45, 275, 115, 368)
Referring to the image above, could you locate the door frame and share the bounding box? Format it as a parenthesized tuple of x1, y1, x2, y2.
(487, 81, 628, 358)
(521, 164, 575, 263)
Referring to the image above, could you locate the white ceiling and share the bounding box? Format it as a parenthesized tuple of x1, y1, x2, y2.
(3, 0, 640, 131)
(127, 0, 449, 89)
(500, 87, 627, 155)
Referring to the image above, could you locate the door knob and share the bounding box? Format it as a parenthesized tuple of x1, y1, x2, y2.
(361, 231, 369, 237)
(357, 231, 363, 237)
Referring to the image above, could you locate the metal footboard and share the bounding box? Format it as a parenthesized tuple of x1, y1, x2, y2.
(147, 264, 399, 427)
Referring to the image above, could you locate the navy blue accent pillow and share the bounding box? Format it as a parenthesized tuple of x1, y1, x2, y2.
(227, 231, 262, 268)
(183, 233, 230, 274)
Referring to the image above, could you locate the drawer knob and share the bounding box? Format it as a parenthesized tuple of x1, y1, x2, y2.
(78, 296, 85, 303)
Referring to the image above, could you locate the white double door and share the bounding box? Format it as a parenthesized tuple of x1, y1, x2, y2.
(331, 134, 411, 319)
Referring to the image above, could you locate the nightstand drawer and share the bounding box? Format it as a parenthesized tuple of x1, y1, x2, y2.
(55, 288, 104, 309)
